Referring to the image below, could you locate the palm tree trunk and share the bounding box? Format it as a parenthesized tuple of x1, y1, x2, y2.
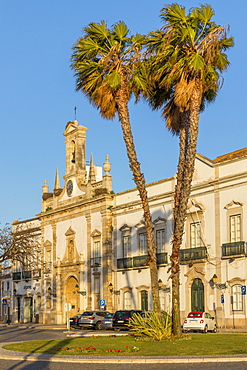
(116, 84, 160, 313)
(171, 81, 201, 336)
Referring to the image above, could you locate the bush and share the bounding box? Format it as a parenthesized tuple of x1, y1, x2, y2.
(129, 311, 172, 341)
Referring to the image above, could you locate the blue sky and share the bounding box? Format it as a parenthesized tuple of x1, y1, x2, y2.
(0, 0, 246, 225)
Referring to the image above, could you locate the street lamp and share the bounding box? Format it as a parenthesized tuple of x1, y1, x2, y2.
(212, 274, 227, 290)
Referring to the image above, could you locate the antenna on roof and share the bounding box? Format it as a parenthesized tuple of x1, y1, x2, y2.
(74, 106, 77, 120)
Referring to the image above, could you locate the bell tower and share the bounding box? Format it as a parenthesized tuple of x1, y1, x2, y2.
(63, 120, 88, 183)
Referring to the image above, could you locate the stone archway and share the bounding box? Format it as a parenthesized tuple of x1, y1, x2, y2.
(65, 276, 80, 317)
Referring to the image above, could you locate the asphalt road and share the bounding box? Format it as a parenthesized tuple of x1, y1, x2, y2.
(0, 360, 247, 370)
(0, 326, 69, 342)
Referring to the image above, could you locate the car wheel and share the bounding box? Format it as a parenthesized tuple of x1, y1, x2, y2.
(95, 321, 101, 330)
(212, 325, 217, 333)
(203, 325, 208, 333)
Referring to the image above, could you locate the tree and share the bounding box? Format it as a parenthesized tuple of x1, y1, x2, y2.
(146, 4, 234, 335)
(0, 222, 41, 268)
(71, 21, 161, 312)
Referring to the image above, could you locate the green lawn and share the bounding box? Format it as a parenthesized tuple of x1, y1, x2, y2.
(3, 334, 247, 357)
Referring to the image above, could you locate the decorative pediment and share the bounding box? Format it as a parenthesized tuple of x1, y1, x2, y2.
(153, 217, 166, 225)
(44, 240, 52, 248)
(187, 199, 205, 213)
(65, 227, 76, 236)
(135, 220, 145, 229)
(224, 200, 243, 210)
(91, 229, 101, 237)
(119, 224, 132, 232)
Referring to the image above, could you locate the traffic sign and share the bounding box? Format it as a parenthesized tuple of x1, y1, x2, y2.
(100, 299, 106, 307)
(2, 299, 7, 305)
(64, 303, 72, 311)
(221, 294, 224, 304)
(241, 286, 246, 295)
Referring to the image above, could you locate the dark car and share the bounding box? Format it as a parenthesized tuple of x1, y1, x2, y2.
(69, 314, 83, 329)
(78, 310, 110, 330)
(112, 310, 144, 331)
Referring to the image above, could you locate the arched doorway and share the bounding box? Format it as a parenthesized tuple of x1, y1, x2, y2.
(191, 278, 204, 311)
(65, 276, 80, 318)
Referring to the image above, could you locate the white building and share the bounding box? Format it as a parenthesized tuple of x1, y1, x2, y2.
(11, 120, 247, 328)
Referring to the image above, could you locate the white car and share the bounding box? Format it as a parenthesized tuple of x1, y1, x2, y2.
(182, 311, 217, 333)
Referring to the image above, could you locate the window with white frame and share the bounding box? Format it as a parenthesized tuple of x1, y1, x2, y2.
(230, 214, 241, 243)
(156, 229, 165, 253)
(93, 240, 101, 265)
(139, 232, 147, 255)
(190, 222, 202, 248)
(232, 284, 243, 311)
(123, 291, 132, 309)
(123, 235, 131, 258)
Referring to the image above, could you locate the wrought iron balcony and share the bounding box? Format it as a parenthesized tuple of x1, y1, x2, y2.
(221, 241, 246, 258)
(133, 254, 149, 267)
(117, 257, 133, 269)
(91, 257, 101, 267)
(180, 246, 208, 262)
(22, 270, 32, 280)
(156, 252, 168, 265)
(12, 271, 22, 281)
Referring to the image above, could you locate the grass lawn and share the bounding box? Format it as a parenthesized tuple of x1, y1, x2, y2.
(3, 334, 247, 357)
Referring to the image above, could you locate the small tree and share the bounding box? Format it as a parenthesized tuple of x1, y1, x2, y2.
(0, 222, 41, 269)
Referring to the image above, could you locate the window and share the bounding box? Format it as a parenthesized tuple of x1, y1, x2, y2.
(141, 290, 148, 311)
(123, 235, 131, 258)
(156, 229, 165, 253)
(139, 232, 147, 255)
(124, 291, 132, 310)
(92, 240, 101, 265)
(232, 284, 243, 311)
(230, 215, 241, 242)
(190, 222, 202, 248)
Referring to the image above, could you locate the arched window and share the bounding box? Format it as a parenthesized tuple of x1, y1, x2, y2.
(232, 284, 243, 311)
(123, 291, 132, 310)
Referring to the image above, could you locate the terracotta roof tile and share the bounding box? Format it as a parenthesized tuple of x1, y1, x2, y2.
(214, 148, 247, 163)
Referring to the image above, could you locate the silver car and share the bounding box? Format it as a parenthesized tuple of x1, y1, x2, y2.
(78, 310, 110, 330)
(100, 312, 114, 330)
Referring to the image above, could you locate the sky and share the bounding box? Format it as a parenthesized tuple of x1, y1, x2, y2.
(0, 0, 246, 225)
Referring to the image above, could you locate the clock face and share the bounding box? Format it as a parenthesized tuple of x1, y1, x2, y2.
(66, 180, 73, 196)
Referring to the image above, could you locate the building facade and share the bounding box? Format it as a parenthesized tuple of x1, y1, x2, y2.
(6, 120, 247, 328)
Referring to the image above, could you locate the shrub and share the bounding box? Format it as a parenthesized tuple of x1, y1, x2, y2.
(129, 311, 172, 341)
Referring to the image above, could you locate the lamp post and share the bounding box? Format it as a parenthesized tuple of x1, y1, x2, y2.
(211, 275, 227, 329)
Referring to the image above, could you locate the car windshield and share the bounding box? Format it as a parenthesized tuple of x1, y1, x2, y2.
(115, 311, 130, 319)
(188, 312, 203, 318)
(104, 313, 113, 318)
(81, 311, 94, 316)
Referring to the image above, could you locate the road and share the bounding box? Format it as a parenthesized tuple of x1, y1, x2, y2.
(0, 360, 247, 370)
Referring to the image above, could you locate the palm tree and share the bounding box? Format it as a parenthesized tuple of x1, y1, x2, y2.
(71, 21, 161, 312)
(146, 4, 234, 335)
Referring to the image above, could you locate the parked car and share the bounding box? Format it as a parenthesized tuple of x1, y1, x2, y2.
(100, 312, 114, 330)
(112, 310, 144, 331)
(69, 314, 83, 329)
(182, 311, 217, 333)
(78, 310, 110, 330)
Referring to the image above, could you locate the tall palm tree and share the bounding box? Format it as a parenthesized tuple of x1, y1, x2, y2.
(146, 4, 234, 335)
(71, 21, 161, 312)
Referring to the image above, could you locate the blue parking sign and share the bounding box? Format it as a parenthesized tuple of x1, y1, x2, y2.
(2, 299, 7, 305)
(100, 299, 106, 307)
(221, 294, 224, 303)
(241, 286, 246, 295)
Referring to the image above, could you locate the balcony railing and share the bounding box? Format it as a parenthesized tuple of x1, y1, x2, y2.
(13, 271, 22, 281)
(91, 257, 101, 267)
(222, 241, 246, 258)
(133, 254, 149, 267)
(117, 253, 168, 270)
(180, 246, 207, 262)
(117, 257, 133, 269)
(22, 270, 31, 280)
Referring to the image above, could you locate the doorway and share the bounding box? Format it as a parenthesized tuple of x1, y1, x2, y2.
(191, 278, 204, 311)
